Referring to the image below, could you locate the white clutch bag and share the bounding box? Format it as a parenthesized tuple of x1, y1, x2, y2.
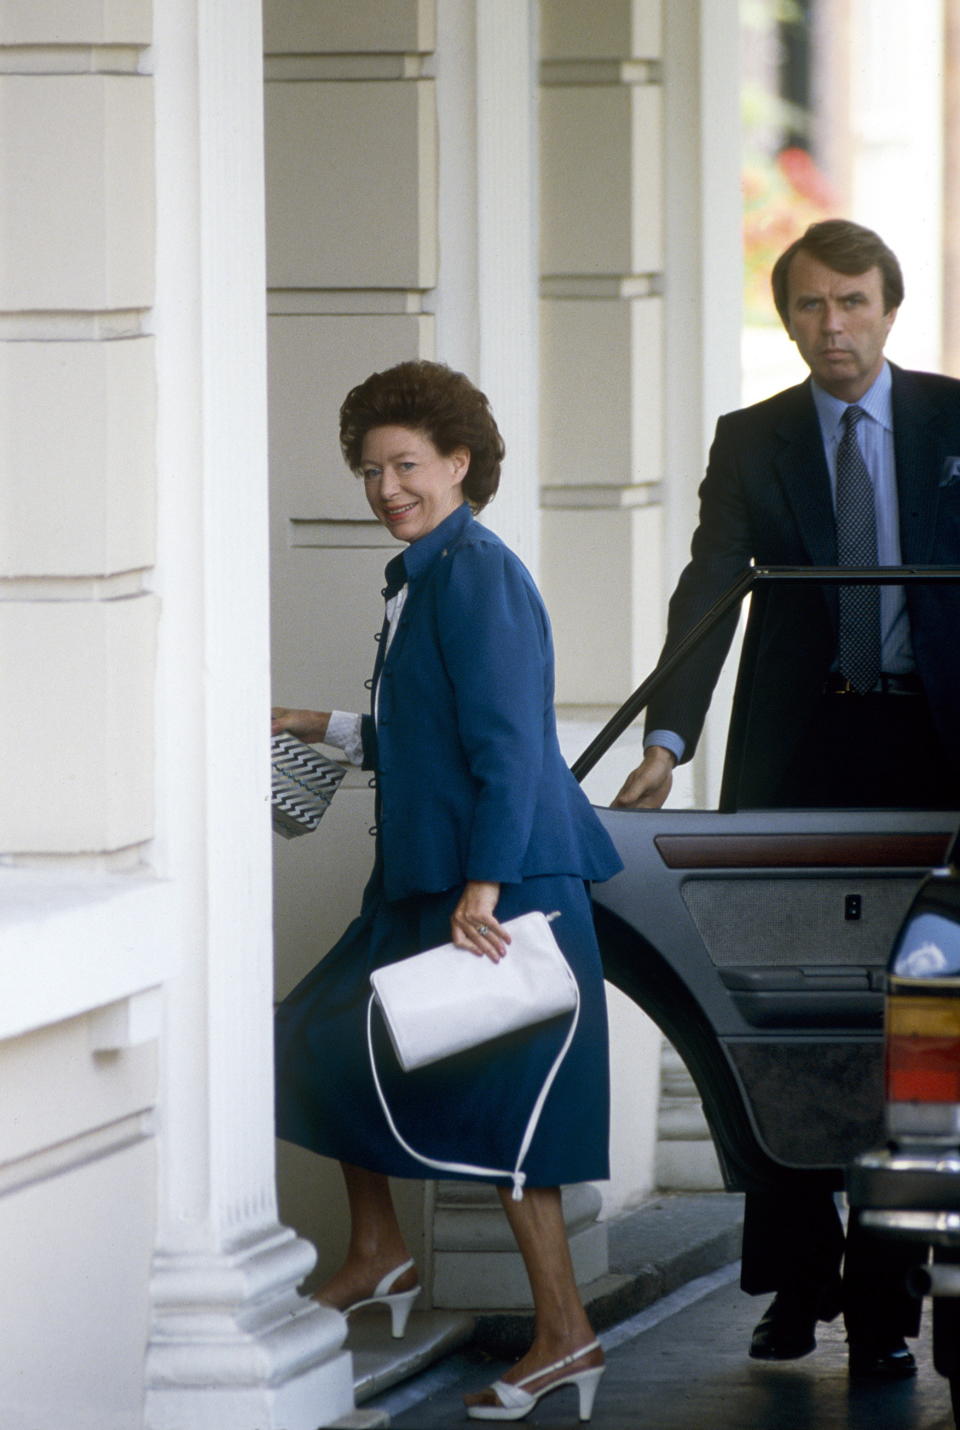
(367, 911, 580, 1200)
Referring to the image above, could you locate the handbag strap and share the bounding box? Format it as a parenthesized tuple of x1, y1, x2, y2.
(366, 977, 581, 1202)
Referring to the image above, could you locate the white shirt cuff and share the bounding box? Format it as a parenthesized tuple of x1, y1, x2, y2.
(644, 729, 686, 764)
(326, 710, 364, 766)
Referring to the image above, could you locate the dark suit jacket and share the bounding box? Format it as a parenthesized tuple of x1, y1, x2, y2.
(645, 364, 960, 808)
(361, 503, 623, 902)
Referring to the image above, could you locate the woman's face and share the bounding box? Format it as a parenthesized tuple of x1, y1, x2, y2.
(359, 425, 469, 543)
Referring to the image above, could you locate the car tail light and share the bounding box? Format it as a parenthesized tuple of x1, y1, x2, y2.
(884, 829, 960, 1137)
(886, 986, 960, 1103)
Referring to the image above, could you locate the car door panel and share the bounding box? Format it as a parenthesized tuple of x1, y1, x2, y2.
(592, 806, 956, 1182)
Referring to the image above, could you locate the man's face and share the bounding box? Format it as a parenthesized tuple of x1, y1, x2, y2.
(784, 250, 898, 402)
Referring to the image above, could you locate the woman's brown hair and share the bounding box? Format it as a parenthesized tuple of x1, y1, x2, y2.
(339, 360, 504, 512)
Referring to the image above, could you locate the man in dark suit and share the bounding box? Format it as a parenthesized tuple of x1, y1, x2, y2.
(614, 219, 960, 1375)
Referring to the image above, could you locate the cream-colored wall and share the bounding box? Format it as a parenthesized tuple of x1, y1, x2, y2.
(0, 46, 157, 855)
(0, 6, 160, 1425)
(0, 1016, 157, 1427)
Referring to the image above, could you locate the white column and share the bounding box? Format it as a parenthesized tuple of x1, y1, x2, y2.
(655, 1043, 723, 1191)
(431, 0, 540, 573)
(661, 0, 743, 807)
(144, 2, 353, 1425)
(475, 0, 540, 572)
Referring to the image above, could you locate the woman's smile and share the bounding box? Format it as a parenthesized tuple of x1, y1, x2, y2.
(360, 425, 469, 543)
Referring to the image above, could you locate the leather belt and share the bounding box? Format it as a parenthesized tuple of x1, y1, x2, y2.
(822, 672, 924, 696)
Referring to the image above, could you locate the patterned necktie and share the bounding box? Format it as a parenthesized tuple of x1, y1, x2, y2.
(835, 404, 881, 693)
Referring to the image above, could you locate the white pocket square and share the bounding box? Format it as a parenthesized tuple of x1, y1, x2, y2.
(941, 456, 960, 487)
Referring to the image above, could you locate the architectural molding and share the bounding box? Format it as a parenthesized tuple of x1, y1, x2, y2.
(0, 46, 147, 74)
(0, 1110, 154, 1199)
(290, 518, 397, 549)
(0, 311, 146, 339)
(268, 290, 426, 315)
(146, 1230, 353, 1428)
(540, 274, 662, 299)
(541, 482, 662, 509)
(0, 871, 173, 1042)
(264, 54, 428, 82)
(540, 58, 662, 85)
(0, 570, 148, 600)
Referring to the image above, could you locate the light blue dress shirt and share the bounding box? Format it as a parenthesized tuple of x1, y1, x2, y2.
(646, 361, 914, 764)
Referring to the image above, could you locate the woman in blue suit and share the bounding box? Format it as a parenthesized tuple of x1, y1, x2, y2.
(273, 361, 621, 1422)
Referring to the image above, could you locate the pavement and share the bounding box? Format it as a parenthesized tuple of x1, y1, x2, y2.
(329, 1192, 958, 1429)
(380, 1268, 954, 1430)
(327, 1191, 746, 1429)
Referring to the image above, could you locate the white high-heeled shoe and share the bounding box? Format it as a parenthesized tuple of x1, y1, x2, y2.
(465, 1339, 605, 1422)
(343, 1258, 420, 1339)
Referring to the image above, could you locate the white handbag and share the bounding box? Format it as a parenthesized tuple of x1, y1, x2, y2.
(367, 910, 580, 1200)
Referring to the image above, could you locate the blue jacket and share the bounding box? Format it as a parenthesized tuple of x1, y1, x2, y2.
(361, 503, 622, 902)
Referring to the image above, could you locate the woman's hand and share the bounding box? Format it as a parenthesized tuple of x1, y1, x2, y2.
(271, 707, 332, 743)
(451, 881, 511, 963)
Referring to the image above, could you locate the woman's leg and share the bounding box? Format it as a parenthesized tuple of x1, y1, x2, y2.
(464, 1185, 603, 1409)
(315, 1161, 417, 1309)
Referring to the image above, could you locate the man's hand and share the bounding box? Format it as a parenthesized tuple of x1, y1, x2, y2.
(612, 745, 676, 810)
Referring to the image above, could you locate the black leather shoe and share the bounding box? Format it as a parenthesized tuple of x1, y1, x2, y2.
(749, 1294, 818, 1361)
(847, 1340, 917, 1380)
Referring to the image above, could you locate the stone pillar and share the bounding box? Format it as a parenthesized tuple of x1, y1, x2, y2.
(539, 0, 666, 709)
(661, 0, 743, 806)
(432, 1182, 608, 1310)
(143, 2, 354, 1425)
(655, 1042, 723, 1191)
(473, 0, 540, 570)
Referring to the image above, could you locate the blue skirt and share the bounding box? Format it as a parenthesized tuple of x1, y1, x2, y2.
(274, 867, 610, 1188)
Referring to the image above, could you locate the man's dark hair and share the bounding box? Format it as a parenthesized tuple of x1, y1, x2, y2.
(771, 219, 904, 327)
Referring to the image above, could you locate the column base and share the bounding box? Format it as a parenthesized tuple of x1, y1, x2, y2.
(431, 1182, 608, 1310)
(145, 1222, 355, 1430)
(656, 1042, 723, 1191)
